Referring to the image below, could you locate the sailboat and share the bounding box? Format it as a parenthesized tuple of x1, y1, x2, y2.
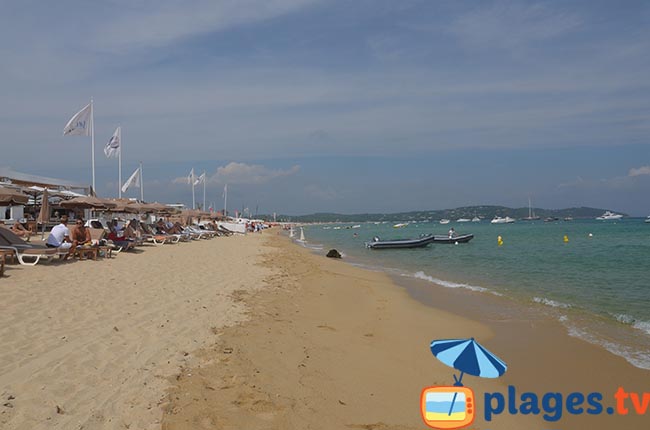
(521, 197, 540, 221)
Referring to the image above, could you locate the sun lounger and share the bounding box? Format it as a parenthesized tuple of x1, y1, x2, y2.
(0, 227, 64, 266)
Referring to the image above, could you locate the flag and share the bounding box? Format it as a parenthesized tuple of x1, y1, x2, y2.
(104, 126, 121, 158)
(187, 168, 195, 185)
(121, 167, 141, 193)
(194, 172, 205, 186)
(63, 103, 92, 136)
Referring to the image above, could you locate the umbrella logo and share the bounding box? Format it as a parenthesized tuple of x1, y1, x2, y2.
(421, 338, 507, 429)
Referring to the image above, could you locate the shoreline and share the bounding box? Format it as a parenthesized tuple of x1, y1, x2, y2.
(163, 233, 650, 429)
(298, 228, 650, 372)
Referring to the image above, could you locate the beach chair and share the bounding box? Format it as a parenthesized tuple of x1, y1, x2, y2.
(0, 227, 64, 266)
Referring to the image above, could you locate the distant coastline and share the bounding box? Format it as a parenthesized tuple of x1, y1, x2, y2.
(271, 205, 627, 223)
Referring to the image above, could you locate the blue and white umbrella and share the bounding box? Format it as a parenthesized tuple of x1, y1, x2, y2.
(430, 338, 507, 386)
(430, 338, 507, 416)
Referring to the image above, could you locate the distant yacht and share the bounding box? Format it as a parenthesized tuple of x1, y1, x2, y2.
(393, 223, 408, 228)
(439, 219, 450, 224)
(521, 197, 541, 221)
(491, 216, 515, 224)
(596, 211, 623, 220)
(645, 216, 650, 224)
(456, 218, 471, 223)
(471, 216, 481, 222)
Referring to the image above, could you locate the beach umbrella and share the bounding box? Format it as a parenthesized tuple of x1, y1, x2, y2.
(37, 188, 50, 239)
(107, 199, 140, 214)
(0, 187, 29, 205)
(430, 338, 507, 386)
(60, 196, 116, 210)
(430, 338, 507, 417)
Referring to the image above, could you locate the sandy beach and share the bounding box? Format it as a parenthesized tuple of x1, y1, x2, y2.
(0, 233, 272, 430)
(2, 230, 649, 429)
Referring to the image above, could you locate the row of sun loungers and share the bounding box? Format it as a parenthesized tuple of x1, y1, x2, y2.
(0, 221, 235, 273)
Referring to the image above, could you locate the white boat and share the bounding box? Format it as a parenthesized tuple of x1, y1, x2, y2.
(351, 224, 361, 229)
(393, 223, 408, 228)
(439, 219, 450, 225)
(645, 216, 650, 223)
(471, 216, 481, 222)
(456, 218, 471, 223)
(596, 211, 623, 220)
(521, 197, 541, 221)
(491, 216, 516, 224)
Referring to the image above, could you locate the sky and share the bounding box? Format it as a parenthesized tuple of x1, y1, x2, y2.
(1, 0, 649, 215)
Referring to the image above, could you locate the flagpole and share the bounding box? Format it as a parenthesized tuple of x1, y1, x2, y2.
(90, 99, 96, 194)
(224, 184, 228, 218)
(140, 161, 144, 201)
(202, 170, 206, 211)
(118, 126, 122, 198)
(192, 171, 196, 209)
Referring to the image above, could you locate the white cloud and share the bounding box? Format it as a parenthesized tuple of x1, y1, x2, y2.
(629, 166, 650, 177)
(172, 162, 300, 185)
(449, 1, 581, 51)
(92, 0, 318, 53)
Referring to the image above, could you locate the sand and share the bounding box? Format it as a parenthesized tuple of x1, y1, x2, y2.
(0, 233, 272, 430)
(2, 230, 649, 429)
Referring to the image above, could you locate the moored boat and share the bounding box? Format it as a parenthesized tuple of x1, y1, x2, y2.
(431, 234, 474, 244)
(596, 211, 623, 220)
(439, 219, 450, 224)
(491, 216, 515, 224)
(366, 234, 435, 249)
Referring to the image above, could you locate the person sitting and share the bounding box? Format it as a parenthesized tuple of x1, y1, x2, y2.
(448, 227, 456, 239)
(71, 218, 92, 246)
(46, 215, 74, 259)
(106, 220, 135, 250)
(11, 219, 31, 241)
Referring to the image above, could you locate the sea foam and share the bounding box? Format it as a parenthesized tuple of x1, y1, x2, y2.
(410, 271, 490, 293)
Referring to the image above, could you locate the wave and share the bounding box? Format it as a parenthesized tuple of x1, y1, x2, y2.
(533, 297, 572, 309)
(561, 318, 650, 370)
(409, 271, 490, 293)
(612, 313, 650, 336)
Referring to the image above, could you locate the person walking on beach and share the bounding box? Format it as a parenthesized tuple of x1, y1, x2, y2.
(46, 215, 74, 259)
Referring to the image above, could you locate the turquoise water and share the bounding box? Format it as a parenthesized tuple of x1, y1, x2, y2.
(296, 219, 650, 368)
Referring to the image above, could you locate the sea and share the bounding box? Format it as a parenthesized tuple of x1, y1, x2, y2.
(292, 218, 650, 370)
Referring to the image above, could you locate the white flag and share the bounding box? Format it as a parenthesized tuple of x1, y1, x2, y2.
(187, 168, 195, 185)
(194, 172, 205, 186)
(63, 103, 92, 136)
(104, 126, 121, 158)
(121, 167, 141, 193)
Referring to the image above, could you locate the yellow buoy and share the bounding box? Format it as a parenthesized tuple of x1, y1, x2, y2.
(497, 235, 503, 246)
(563, 235, 569, 243)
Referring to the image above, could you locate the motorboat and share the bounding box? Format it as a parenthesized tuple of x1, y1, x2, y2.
(471, 216, 481, 222)
(439, 219, 450, 224)
(456, 218, 471, 223)
(645, 216, 650, 223)
(393, 223, 408, 228)
(596, 211, 623, 220)
(366, 234, 436, 249)
(490, 216, 515, 224)
(431, 234, 474, 244)
(544, 217, 559, 222)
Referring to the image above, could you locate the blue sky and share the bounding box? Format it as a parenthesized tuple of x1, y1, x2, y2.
(1, 0, 649, 215)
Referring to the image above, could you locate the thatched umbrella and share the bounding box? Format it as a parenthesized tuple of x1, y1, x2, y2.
(60, 196, 117, 210)
(0, 187, 29, 205)
(37, 188, 50, 239)
(107, 199, 140, 213)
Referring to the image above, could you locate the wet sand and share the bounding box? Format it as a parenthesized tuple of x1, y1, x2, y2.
(161, 234, 649, 429)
